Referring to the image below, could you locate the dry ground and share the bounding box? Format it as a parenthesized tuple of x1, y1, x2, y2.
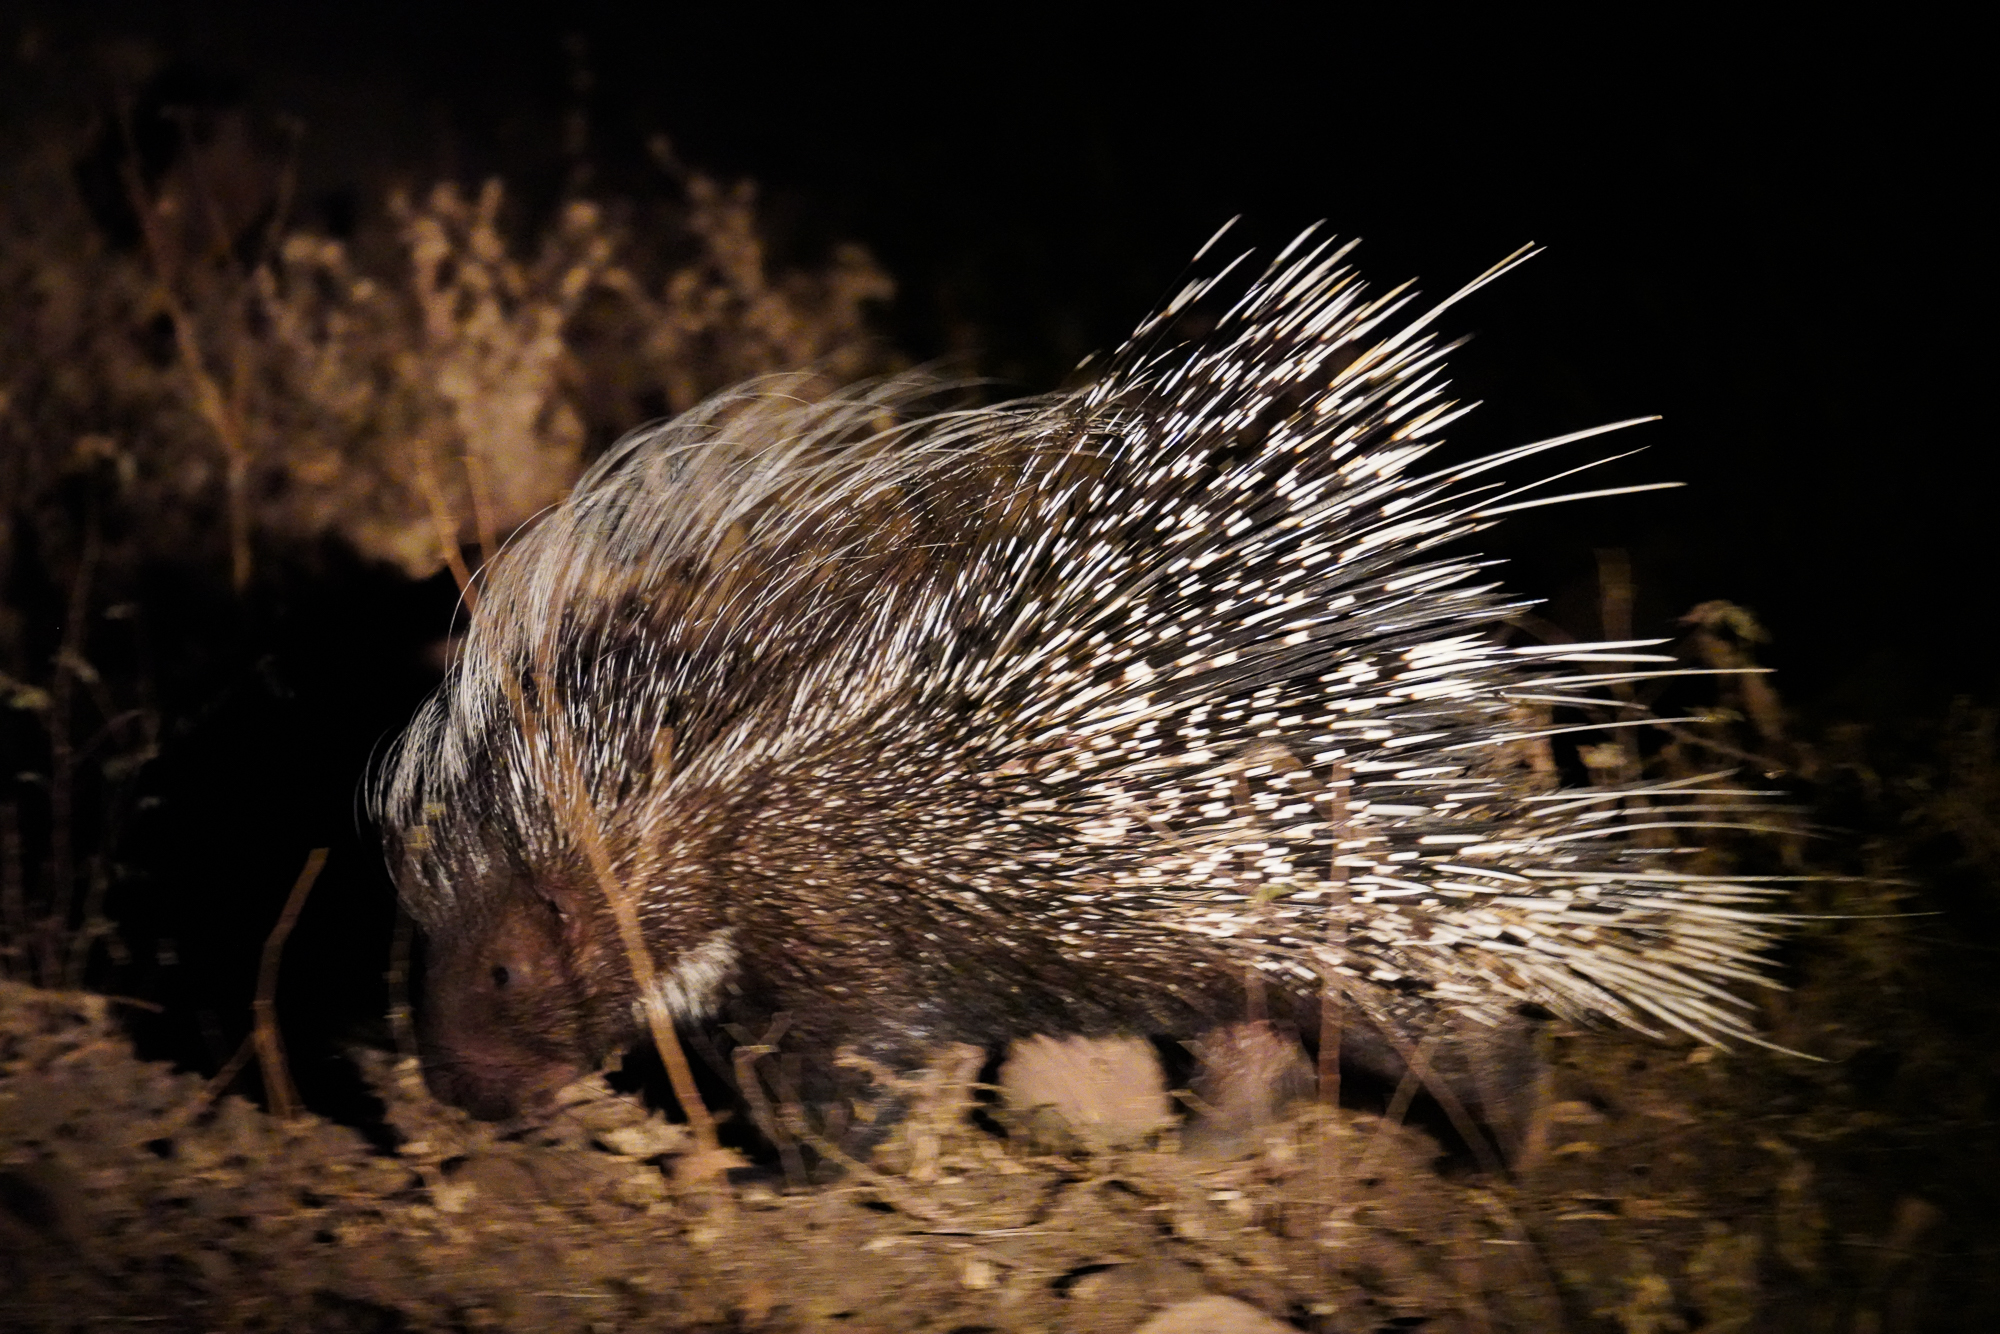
(0, 979, 1967, 1333)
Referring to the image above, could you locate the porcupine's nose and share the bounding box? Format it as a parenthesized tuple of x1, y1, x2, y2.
(414, 896, 591, 1120)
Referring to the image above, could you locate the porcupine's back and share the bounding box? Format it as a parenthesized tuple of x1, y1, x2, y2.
(378, 230, 1789, 1126)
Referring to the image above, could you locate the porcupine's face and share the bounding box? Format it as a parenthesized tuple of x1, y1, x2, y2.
(415, 870, 628, 1121)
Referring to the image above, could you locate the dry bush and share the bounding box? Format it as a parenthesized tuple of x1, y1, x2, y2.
(252, 182, 615, 579)
(145, 161, 894, 583)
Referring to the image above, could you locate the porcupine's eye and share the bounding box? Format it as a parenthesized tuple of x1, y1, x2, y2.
(491, 964, 511, 989)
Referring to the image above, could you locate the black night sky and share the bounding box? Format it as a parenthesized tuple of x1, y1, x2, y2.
(18, 2, 1988, 705)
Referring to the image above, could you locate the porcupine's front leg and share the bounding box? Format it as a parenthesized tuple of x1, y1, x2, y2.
(678, 982, 968, 1177)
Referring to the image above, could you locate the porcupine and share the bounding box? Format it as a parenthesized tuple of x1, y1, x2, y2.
(375, 229, 1788, 1145)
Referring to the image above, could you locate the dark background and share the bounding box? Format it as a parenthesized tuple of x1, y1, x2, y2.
(17, 3, 1987, 701)
(4, 4, 1988, 1104)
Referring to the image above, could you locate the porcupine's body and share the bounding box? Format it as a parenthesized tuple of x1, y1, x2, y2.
(377, 232, 1786, 1129)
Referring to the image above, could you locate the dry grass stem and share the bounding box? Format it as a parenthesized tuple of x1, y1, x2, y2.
(250, 846, 328, 1120)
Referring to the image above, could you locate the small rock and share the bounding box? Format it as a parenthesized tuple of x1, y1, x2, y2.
(1133, 1294, 1295, 1334)
(1000, 1035, 1173, 1150)
(597, 1121, 691, 1159)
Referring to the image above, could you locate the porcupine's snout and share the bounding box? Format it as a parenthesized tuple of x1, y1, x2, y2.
(414, 875, 608, 1121)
